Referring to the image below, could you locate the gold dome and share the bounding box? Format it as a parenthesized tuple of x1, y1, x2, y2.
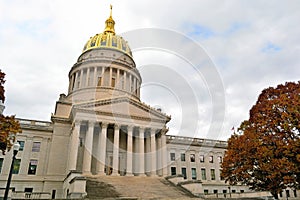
(82, 5, 132, 57)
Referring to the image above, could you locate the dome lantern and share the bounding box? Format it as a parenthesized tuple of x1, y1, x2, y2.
(104, 5, 115, 35)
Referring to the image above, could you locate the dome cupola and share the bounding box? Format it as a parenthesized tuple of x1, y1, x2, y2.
(66, 5, 141, 103)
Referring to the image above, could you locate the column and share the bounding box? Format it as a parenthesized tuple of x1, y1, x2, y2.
(101, 67, 105, 86)
(86, 67, 90, 87)
(98, 123, 107, 175)
(138, 127, 145, 176)
(116, 69, 120, 89)
(69, 121, 80, 171)
(161, 133, 168, 176)
(82, 121, 94, 174)
(93, 67, 97, 86)
(79, 70, 83, 88)
(126, 126, 133, 176)
(112, 124, 120, 176)
(150, 129, 157, 176)
(156, 135, 162, 176)
(109, 67, 112, 86)
(123, 71, 127, 90)
(145, 132, 151, 174)
(129, 73, 132, 92)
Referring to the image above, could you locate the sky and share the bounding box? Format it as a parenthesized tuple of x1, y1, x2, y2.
(1, 0, 300, 141)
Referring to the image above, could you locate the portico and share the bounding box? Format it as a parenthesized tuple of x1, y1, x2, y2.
(68, 120, 168, 177)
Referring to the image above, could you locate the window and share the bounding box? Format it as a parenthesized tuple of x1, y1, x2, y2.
(180, 153, 185, 162)
(111, 77, 116, 87)
(190, 154, 195, 162)
(218, 156, 222, 163)
(28, 160, 38, 175)
(18, 141, 25, 151)
(240, 190, 244, 193)
(12, 159, 21, 174)
(181, 168, 187, 179)
(201, 168, 206, 180)
(200, 155, 204, 162)
(211, 169, 215, 180)
(0, 158, 3, 173)
(52, 190, 56, 199)
(171, 167, 176, 175)
(209, 156, 214, 163)
(25, 188, 33, 199)
(232, 190, 236, 193)
(97, 77, 102, 86)
(32, 142, 41, 152)
(220, 170, 224, 180)
(170, 153, 175, 161)
(204, 190, 209, 195)
(213, 190, 218, 194)
(191, 168, 197, 180)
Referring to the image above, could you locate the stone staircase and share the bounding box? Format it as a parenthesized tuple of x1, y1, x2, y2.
(85, 175, 201, 199)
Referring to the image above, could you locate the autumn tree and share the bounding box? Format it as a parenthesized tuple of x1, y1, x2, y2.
(221, 81, 300, 199)
(0, 70, 21, 154)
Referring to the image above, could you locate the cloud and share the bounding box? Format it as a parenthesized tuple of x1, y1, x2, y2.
(1, 0, 300, 141)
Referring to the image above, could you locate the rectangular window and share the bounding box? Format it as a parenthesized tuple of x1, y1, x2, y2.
(209, 156, 214, 163)
(25, 188, 33, 199)
(111, 77, 116, 87)
(191, 168, 197, 180)
(220, 170, 224, 180)
(240, 190, 244, 193)
(28, 160, 38, 175)
(200, 155, 204, 162)
(190, 154, 195, 162)
(97, 77, 102, 86)
(171, 167, 176, 175)
(232, 190, 236, 193)
(32, 142, 41, 152)
(213, 190, 218, 194)
(181, 168, 187, 179)
(211, 169, 215, 180)
(0, 158, 3, 173)
(12, 159, 21, 174)
(204, 189, 209, 195)
(181, 153, 185, 162)
(218, 156, 222, 163)
(18, 141, 25, 151)
(201, 168, 206, 180)
(170, 153, 175, 161)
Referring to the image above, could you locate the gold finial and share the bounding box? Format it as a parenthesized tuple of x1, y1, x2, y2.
(104, 4, 115, 35)
(110, 4, 113, 17)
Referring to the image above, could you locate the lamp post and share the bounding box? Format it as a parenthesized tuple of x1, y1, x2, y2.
(4, 142, 20, 200)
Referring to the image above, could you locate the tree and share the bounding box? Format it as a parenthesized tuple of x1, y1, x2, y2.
(221, 81, 300, 199)
(0, 70, 21, 154)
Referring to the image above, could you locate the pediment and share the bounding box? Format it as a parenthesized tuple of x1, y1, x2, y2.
(72, 97, 170, 123)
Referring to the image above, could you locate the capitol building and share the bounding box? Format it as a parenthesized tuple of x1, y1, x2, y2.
(0, 7, 256, 199)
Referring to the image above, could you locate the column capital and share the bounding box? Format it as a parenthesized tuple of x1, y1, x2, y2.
(88, 121, 96, 127)
(74, 120, 81, 125)
(114, 123, 120, 129)
(150, 128, 157, 134)
(127, 125, 134, 132)
(101, 122, 108, 128)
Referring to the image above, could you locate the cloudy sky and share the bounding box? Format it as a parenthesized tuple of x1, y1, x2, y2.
(1, 0, 299, 141)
